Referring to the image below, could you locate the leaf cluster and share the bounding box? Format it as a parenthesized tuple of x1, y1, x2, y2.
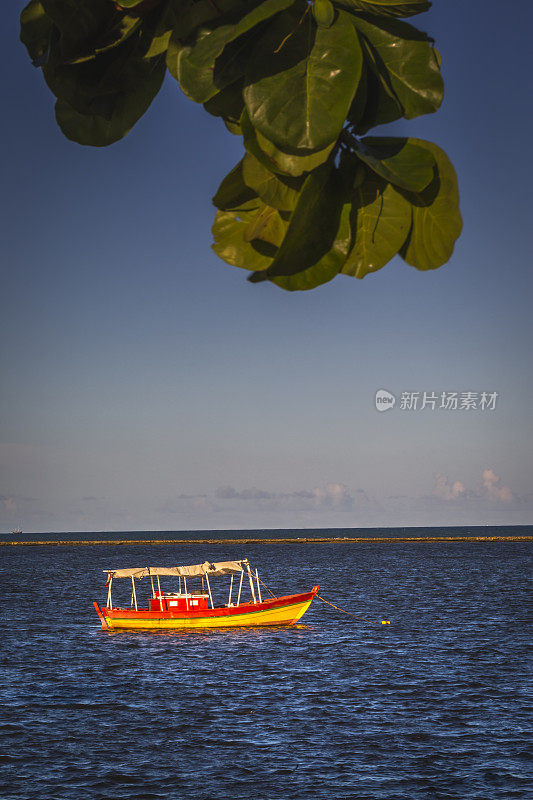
(21, 0, 462, 290)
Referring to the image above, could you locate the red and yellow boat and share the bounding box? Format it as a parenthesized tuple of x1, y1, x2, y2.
(93, 559, 319, 630)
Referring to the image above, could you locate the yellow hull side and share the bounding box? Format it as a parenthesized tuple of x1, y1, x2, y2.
(104, 598, 313, 630)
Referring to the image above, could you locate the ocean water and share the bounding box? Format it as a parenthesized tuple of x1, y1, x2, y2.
(1, 529, 531, 799)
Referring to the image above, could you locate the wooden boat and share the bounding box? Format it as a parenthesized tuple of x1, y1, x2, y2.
(93, 558, 319, 630)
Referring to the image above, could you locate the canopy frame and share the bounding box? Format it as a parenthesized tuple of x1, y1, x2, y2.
(101, 558, 265, 610)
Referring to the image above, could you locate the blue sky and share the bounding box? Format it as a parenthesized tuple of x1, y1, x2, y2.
(1, 1, 532, 532)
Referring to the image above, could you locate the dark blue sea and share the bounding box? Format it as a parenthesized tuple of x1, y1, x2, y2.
(1, 526, 531, 799)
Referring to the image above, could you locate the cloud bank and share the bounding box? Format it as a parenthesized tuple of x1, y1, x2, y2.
(1, 468, 524, 532)
(433, 469, 513, 504)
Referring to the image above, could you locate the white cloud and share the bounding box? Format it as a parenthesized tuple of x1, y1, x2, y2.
(209, 483, 357, 512)
(433, 474, 466, 500)
(481, 468, 513, 502)
(432, 469, 514, 504)
(312, 483, 353, 509)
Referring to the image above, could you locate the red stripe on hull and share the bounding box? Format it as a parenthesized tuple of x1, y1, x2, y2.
(103, 588, 319, 621)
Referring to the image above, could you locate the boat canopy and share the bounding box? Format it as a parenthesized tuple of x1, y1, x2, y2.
(104, 559, 248, 580)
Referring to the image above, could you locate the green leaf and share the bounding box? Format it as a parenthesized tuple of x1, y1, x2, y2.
(212, 202, 286, 271)
(244, 7, 362, 151)
(67, 16, 144, 64)
(249, 159, 344, 280)
(54, 54, 166, 145)
(352, 136, 436, 191)
(41, 0, 116, 61)
(342, 169, 412, 278)
(349, 53, 402, 131)
(346, 60, 368, 128)
(170, 0, 294, 103)
(168, 0, 241, 46)
(116, 0, 172, 11)
(272, 199, 352, 290)
(212, 159, 258, 211)
(20, 1, 53, 66)
(42, 11, 168, 116)
(399, 139, 462, 269)
(242, 153, 303, 211)
(142, 0, 186, 60)
(241, 110, 334, 177)
(145, 28, 173, 58)
(224, 119, 242, 135)
(211, 29, 261, 94)
(336, 0, 431, 17)
(115, 0, 148, 7)
(43, 46, 115, 119)
(204, 79, 245, 125)
(351, 13, 443, 118)
(244, 204, 286, 243)
(312, 0, 335, 28)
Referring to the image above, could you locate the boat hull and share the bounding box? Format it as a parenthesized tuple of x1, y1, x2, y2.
(96, 588, 318, 630)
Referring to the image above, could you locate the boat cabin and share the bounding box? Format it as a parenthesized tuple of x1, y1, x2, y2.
(149, 592, 209, 612)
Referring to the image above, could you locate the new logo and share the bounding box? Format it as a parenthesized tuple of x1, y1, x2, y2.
(375, 389, 396, 412)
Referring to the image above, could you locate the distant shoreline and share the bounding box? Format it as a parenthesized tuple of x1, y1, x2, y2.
(2, 535, 532, 546)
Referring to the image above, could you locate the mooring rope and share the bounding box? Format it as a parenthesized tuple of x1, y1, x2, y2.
(258, 577, 390, 625)
(316, 594, 390, 625)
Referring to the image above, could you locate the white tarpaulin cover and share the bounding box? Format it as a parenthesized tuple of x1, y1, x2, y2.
(105, 560, 247, 580)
